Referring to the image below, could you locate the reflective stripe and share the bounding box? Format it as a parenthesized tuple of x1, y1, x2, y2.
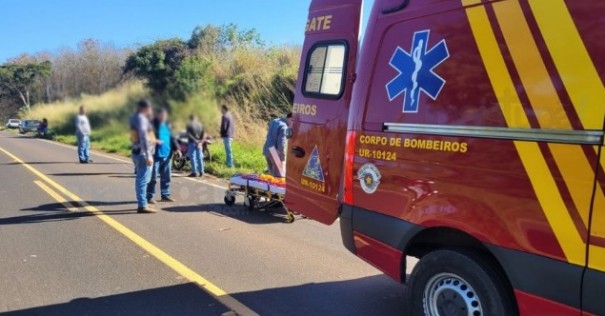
(528, 0, 605, 131)
(462, 3, 586, 266)
(383, 123, 603, 145)
(493, 0, 597, 232)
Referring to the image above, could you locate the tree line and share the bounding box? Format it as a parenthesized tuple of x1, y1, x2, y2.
(0, 39, 129, 118)
(0, 24, 299, 121)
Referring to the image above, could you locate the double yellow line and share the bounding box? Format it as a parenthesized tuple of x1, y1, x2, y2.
(462, 0, 605, 271)
(0, 146, 257, 316)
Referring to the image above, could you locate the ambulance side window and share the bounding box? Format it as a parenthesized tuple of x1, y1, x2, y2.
(303, 42, 347, 99)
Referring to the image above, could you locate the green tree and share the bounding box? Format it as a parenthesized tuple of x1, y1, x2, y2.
(188, 24, 264, 53)
(188, 25, 221, 54)
(219, 23, 264, 49)
(169, 56, 212, 101)
(0, 61, 52, 111)
(123, 39, 189, 96)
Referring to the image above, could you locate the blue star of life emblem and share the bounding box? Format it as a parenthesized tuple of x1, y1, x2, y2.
(386, 30, 450, 113)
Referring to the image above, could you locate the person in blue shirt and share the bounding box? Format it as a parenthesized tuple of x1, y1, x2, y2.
(146, 108, 180, 204)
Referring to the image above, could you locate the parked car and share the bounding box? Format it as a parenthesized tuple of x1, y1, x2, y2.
(19, 120, 40, 134)
(5, 119, 20, 129)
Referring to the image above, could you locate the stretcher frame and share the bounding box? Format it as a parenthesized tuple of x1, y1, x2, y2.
(224, 178, 295, 223)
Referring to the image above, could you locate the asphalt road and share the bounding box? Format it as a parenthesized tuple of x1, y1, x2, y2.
(0, 131, 410, 316)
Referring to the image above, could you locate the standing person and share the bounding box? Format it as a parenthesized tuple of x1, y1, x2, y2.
(37, 118, 49, 137)
(75, 106, 93, 164)
(220, 105, 235, 168)
(186, 114, 205, 177)
(262, 113, 292, 177)
(130, 99, 157, 213)
(146, 108, 180, 204)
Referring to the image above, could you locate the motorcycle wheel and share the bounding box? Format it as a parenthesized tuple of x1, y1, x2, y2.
(172, 157, 186, 171)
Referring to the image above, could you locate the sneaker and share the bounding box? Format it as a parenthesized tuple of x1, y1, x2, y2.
(198, 173, 204, 178)
(80, 160, 89, 164)
(161, 196, 175, 202)
(137, 206, 157, 214)
(188, 173, 199, 178)
(87, 159, 94, 163)
(147, 198, 157, 205)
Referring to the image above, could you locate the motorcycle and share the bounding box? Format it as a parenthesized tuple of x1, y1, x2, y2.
(172, 134, 213, 171)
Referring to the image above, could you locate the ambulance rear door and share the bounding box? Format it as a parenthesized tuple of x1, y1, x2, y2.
(285, 0, 362, 224)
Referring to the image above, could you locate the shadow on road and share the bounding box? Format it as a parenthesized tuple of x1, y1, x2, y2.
(20, 202, 73, 212)
(231, 275, 408, 316)
(3, 161, 122, 166)
(163, 203, 297, 224)
(0, 210, 135, 226)
(109, 174, 136, 179)
(0, 276, 407, 316)
(0, 283, 230, 316)
(21, 201, 134, 212)
(48, 172, 129, 177)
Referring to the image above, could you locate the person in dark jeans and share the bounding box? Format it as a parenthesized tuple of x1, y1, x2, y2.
(146, 108, 180, 204)
(220, 105, 235, 168)
(186, 114, 205, 177)
(129, 99, 157, 213)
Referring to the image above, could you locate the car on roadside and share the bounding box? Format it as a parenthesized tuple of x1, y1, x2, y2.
(19, 120, 40, 134)
(5, 119, 20, 129)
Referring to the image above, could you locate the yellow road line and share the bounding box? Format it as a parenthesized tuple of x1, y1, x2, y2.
(0, 146, 257, 316)
(463, 3, 585, 265)
(34, 180, 78, 212)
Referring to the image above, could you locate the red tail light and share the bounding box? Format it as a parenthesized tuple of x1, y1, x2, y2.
(343, 131, 356, 205)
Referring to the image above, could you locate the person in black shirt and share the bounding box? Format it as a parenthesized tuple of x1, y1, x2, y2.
(186, 114, 205, 177)
(220, 105, 235, 168)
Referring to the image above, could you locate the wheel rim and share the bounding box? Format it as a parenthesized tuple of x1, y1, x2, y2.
(423, 273, 483, 316)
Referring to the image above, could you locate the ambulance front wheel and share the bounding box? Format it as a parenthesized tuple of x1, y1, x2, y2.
(408, 249, 517, 316)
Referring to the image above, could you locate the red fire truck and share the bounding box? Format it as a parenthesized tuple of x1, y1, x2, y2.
(286, 0, 605, 314)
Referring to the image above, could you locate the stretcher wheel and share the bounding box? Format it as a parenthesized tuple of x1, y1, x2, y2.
(224, 195, 236, 206)
(286, 212, 295, 223)
(246, 196, 257, 210)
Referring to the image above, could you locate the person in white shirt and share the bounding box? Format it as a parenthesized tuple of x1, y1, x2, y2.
(75, 105, 93, 164)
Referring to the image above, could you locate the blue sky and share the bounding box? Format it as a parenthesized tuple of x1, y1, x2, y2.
(0, 0, 373, 63)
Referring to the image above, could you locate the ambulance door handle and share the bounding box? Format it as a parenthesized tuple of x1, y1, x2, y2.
(291, 147, 306, 158)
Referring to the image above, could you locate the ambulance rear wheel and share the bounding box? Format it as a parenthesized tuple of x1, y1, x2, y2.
(408, 249, 516, 316)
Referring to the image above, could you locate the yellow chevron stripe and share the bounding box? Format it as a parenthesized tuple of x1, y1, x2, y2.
(493, 0, 594, 230)
(463, 3, 585, 265)
(527, 0, 605, 270)
(589, 245, 605, 272)
(462, 0, 481, 6)
(528, 0, 605, 131)
(492, 0, 570, 131)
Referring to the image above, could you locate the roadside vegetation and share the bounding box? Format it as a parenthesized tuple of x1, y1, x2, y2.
(10, 24, 298, 178)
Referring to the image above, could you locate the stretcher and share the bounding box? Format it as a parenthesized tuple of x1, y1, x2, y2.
(224, 174, 295, 223)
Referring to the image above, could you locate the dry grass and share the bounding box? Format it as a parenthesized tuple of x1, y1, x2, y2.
(24, 44, 300, 178)
(25, 81, 147, 128)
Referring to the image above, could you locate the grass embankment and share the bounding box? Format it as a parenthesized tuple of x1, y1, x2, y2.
(26, 81, 268, 178)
